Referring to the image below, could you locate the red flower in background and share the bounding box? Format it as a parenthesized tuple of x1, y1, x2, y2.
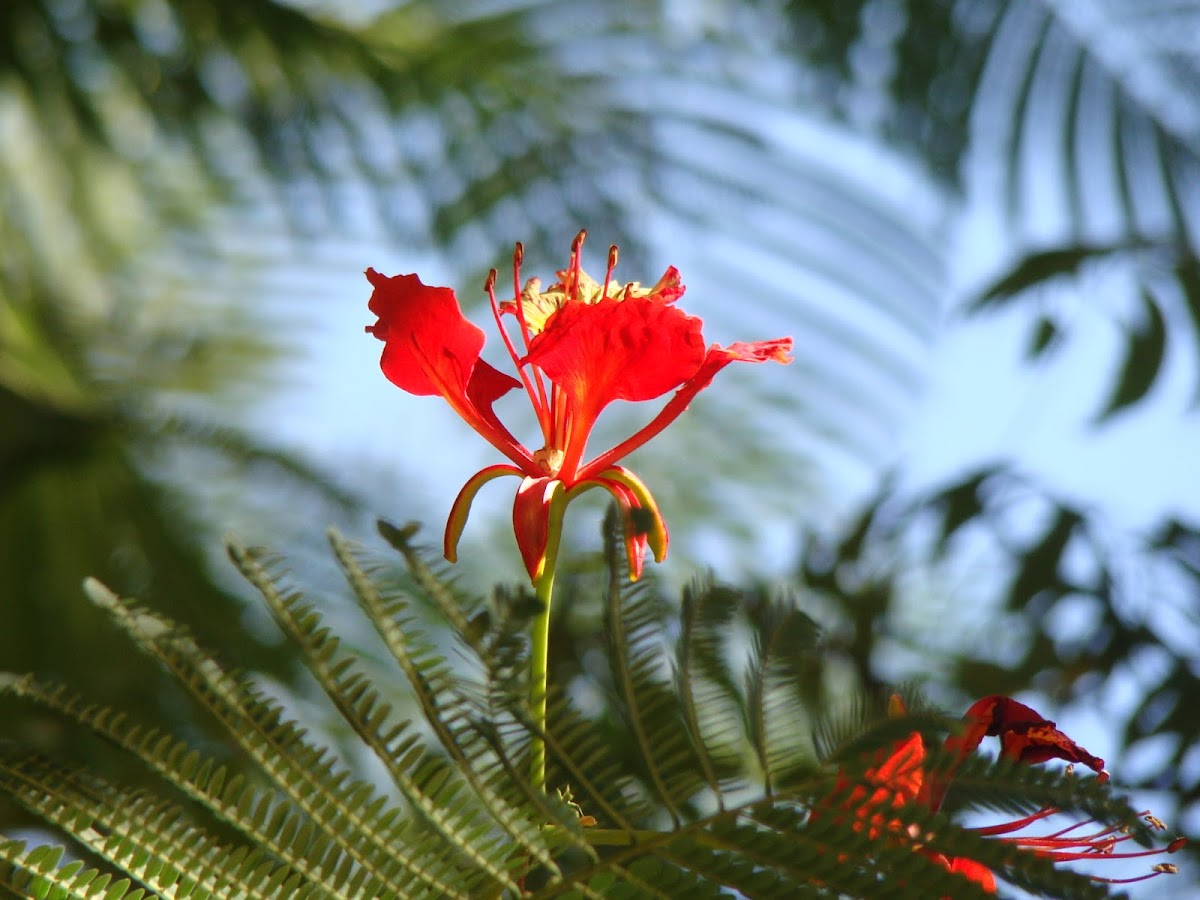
(366, 231, 792, 582)
(826, 694, 1183, 895)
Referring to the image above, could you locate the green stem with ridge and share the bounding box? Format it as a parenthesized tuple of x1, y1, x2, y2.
(529, 554, 558, 791)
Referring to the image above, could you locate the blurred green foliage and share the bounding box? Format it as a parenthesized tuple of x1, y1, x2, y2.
(2, 0, 1198, 882)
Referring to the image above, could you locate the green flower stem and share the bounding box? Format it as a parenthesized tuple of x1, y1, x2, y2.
(529, 554, 558, 791)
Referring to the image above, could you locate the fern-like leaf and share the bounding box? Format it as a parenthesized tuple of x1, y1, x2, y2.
(226, 541, 520, 896)
(325, 530, 564, 875)
(76, 577, 453, 898)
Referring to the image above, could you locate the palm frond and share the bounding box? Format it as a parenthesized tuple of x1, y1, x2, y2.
(743, 595, 825, 793)
(598, 508, 708, 826)
(675, 582, 750, 801)
(0, 673, 357, 895)
(0, 751, 315, 900)
(781, 0, 1200, 417)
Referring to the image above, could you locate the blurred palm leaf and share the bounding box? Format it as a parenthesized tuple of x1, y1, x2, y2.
(6, 0, 957, 585)
(779, 0, 1200, 417)
(0, 0, 949, 821)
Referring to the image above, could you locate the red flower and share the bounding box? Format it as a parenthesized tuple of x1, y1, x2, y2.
(366, 232, 792, 581)
(826, 695, 1184, 894)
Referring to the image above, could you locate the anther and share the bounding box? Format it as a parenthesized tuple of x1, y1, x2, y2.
(512, 243, 524, 300)
(484, 269, 497, 292)
(601, 244, 620, 301)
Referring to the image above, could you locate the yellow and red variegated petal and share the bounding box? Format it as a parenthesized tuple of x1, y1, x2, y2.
(444, 465, 523, 563)
(950, 696, 1105, 774)
(600, 480, 649, 581)
(512, 476, 568, 583)
(564, 470, 668, 581)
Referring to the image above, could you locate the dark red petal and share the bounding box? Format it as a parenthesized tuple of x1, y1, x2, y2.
(528, 297, 706, 408)
(952, 695, 1105, 773)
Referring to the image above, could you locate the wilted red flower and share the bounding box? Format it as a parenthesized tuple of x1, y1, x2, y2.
(366, 231, 792, 582)
(825, 694, 1184, 895)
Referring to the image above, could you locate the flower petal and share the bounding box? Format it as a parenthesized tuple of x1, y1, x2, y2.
(579, 336, 794, 478)
(646, 265, 684, 305)
(366, 269, 530, 466)
(569, 478, 651, 581)
(367, 269, 488, 396)
(944, 856, 996, 894)
(951, 695, 1105, 773)
(870, 732, 926, 806)
(528, 296, 706, 411)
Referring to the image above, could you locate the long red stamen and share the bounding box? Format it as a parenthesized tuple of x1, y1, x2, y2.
(507, 242, 551, 416)
(972, 804, 1060, 836)
(987, 805, 1186, 885)
(487, 268, 551, 441)
(512, 241, 525, 310)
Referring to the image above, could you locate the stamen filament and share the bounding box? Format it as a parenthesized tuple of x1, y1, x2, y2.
(601, 244, 618, 301)
(507, 242, 551, 415)
(487, 269, 552, 442)
(569, 229, 586, 302)
(973, 805, 1060, 836)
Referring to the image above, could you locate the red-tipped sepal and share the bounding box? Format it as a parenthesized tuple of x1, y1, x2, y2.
(512, 476, 569, 582)
(444, 464, 523, 563)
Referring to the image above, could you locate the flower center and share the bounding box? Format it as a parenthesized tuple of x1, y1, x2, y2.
(533, 447, 565, 476)
(507, 236, 634, 336)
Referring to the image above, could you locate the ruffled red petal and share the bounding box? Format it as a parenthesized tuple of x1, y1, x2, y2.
(527, 297, 706, 412)
(951, 695, 1105, 773)
(367, 269, 490, 396)
(366, 268, 528, 466)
